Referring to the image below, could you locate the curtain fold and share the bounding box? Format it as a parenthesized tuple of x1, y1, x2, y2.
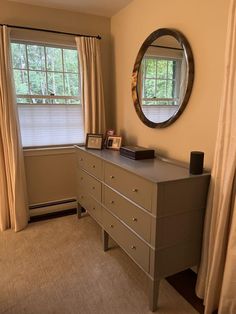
(196, 0, 236, 312)
(75, 37, 106, 135)
(0, 26, 28, 232)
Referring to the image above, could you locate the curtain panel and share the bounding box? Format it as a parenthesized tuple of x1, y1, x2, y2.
(196, 0, 236, 312)
(0, 26, 28, 231)
(75, 37, 106, 135)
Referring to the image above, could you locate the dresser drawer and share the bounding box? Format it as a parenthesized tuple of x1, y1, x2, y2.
(104, 186, 151, 242)
(77, 188, 90, 210)
(104, 162, 153, 211)
(77, 149, 102, 179)
(86, 198, 102, 223)
(77, 187, 102, 223)
(103, 209, 150, 272)
(77, 169, 102, 202)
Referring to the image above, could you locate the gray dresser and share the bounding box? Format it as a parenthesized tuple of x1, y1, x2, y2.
(75, 146, 210, 311)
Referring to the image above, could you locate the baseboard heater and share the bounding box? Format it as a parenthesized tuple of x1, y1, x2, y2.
(29, 198, 78, 217)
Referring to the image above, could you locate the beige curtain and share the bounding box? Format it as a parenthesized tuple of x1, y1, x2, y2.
(75, 37, 106, 135)
(0, 26, 28, 232)
(196, 0, 236, 313)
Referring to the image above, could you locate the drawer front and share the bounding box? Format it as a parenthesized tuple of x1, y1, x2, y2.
(103, 209, 150, 272)
(104, 162, 153, 211)
(86, 198, 102, 224)
(77, 149, 102, 179)
(77, 187, 102, 223)
(104, 186, 151, 242)
(77, 188, 90, 210)
(77, 169, 102, 202)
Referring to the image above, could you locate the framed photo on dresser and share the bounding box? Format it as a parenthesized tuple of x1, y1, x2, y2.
(85, 133, 103, 150)
(106, 136, 122, 150)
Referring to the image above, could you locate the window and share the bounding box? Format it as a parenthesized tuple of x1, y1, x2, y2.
(141, 56, 181, 106)
(11, 41, 84, 147)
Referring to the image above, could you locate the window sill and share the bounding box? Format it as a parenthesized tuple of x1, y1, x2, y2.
(23, 144, 84, 157)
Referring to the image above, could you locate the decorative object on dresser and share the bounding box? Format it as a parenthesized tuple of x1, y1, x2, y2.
(120, 145, 155, 160)
(75, 146, 210, 311)
(189, 151, 204, 175)
(85, 133, 103, 150)
(106, 136, 122, 150)
(104, 129, 115, 148)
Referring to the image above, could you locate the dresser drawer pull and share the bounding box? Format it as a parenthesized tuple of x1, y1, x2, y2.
(80, 158, 83, 161)
(132, 217, 137, 222)
(93, 207, 95, 210)
(110, 200, 114, 204)
(80, 177, 83, 180)
(92, 165, 96, 168)
(109, 224, 114, 228)
(132, 188, 138, 192)
(92, 186, 95, 190)
(110, 175, 115, 179)
(131, 245, 136, 250)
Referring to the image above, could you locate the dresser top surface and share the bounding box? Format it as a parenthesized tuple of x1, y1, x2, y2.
(76, 146, 210, 183)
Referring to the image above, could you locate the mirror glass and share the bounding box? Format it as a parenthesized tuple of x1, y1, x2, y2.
(132, 29, 194, 128)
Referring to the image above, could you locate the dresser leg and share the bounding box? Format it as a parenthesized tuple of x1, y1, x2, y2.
(77, 204, 82, 218)
(102, 229, 109, 251)
(148, 278, 160, 312)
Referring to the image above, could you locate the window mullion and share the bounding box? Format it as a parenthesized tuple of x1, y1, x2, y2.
(62, 49, 66, 103)
(25, 44, 31, 103)
(43, 46, 49, 104)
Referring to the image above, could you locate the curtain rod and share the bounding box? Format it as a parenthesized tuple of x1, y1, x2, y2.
(0, 23, 101, 40)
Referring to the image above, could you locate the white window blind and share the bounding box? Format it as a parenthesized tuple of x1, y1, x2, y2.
(18, 104, 84, 147)
(10, 32, 84, 147)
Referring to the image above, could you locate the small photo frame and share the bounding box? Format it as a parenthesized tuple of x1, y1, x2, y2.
(104, 129, 115, 148)
(86, 133, 103, 150)
(106, 136, 122, 150)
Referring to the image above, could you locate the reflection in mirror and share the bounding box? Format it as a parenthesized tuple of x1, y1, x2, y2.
(132, 29, 194, 128)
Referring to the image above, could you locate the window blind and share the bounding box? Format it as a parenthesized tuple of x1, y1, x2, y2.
(18, 104, 84, 147)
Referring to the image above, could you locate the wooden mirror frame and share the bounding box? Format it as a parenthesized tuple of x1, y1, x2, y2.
(131, 28, 194, 128)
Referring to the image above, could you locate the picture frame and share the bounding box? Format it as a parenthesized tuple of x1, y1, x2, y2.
(85, 133, 103, 150)
(104, 129, 115, 148)
(106, 136, 122, 150)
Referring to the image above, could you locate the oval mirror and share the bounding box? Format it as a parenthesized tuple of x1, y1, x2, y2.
(132, 28, 194, 128)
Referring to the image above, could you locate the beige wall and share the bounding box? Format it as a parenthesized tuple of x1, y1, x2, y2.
(24, 148, 76, 205)
(0, 1, 111, 206)
(111, 0, 230, 168)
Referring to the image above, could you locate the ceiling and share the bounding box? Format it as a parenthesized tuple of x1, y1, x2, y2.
(9, 0, 133, 17)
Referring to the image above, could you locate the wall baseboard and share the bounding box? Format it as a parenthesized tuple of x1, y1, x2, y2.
(29, 198, 78, 217)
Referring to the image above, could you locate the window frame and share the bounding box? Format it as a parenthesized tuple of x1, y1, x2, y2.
(11, 40, 81, 105)
(141, 55, 181, 106)
(10, 39, 84, 148)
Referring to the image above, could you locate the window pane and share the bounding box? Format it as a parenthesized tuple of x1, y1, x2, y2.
(167, 60, 174, 79)
(67, 99, 80, 104)
(144, 79, 155, 98)
(29, 71, 47, 95)
(144, 59, 156, 78)
(48, 72, 64, 95)
(27, 45, 45, 70)
(17, 98, 31, 104)
(63, 49, 78, 73)
(157, 60, 168, 79)
(11, 43, 27, 69)
(167, 80, 174, 98)
(65, 73, 79, 97)
(13, 70, 29, 94)
(156, 80, 167, 98)
(46, 47, 63, 71)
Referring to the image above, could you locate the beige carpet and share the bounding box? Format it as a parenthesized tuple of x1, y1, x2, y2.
(0, 215, 198, 314)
